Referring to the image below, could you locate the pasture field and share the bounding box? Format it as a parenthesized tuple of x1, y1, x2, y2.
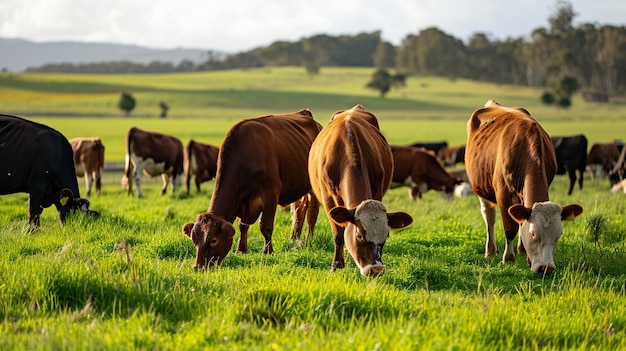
(0, 67, 625, 349)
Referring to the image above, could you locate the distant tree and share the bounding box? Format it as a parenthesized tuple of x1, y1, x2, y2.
(373, 41, 396, 69)
(541, 91, 556, 105)
(366, 69, 406, 97)
(118, 92, 136, 116)
(542, 75, 579, 108)
(159, 101, 169, 118)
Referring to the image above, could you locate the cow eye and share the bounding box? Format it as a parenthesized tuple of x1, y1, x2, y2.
(209, 237, 218, 246)
(356, 233, 364, 241)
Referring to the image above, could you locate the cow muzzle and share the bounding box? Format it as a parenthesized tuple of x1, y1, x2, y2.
(360, 261, 385, 277)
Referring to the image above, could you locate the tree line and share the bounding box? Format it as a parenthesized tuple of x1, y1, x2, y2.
(25, 1, 626, 97)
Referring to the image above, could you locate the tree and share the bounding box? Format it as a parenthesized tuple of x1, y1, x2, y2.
(366, 69, 406, 97)
(159, 101, 169, 118)
(118, 92, 136, 116)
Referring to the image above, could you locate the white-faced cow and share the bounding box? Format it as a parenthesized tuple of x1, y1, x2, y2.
(587, 142, 621, 182)
(465, 100, 583, 274)
(309, 105, 413, 276)
(70, 137, 105, 196)
(0, 114, 99, 228)
(609, 145, 625, 188)
(122, 127, 184, 198)
(550, 134, 587, 195)
(390, 145, 463, 201)
(183, 139, 219, 194)
(182, 109, 322, 269)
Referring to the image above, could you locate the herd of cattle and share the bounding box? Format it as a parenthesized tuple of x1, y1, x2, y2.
(2, 101, 625, 276)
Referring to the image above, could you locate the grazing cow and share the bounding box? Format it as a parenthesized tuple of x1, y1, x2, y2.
(550, 135, 587, 195)
(182, 109, 322, 269)
(309, 105, 413, 276)
(122, 127, 184, 198)
(70, 137, 105, 196)
(440, 144, 466, 166)
(0, 114, 99, 227)
(587, 142, 621, 181)
(465, 100, 583, 274)
(609, 145, 626, 187)
(183, 139, 219, 194)
(408, 141, 448, 157)
(611, 179, 626, 194)
(390, 145, 463, 200)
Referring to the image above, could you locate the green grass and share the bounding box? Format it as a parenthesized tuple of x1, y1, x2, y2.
(0, 67, 625, 349)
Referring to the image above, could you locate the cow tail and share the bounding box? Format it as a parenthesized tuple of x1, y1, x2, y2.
(124, 128, 135, 195)
(185, 140, 194, 194)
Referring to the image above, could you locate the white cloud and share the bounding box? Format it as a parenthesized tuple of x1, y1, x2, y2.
(0, 0, 624, 52)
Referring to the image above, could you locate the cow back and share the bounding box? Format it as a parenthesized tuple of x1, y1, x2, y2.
(465, 104, 556, 206)
(309, 105, 392, 208)
(210, 109, 322, 221)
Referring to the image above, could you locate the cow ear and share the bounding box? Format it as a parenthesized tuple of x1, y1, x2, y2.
(387, 212, 413, 229)
(508, 204, 531, 224)
(59, 188, 74, 206)
(561, 204, 583, 221)
(221, 222, 236, 239)
(328, 207, 355, 226)
(182, 223, 194, 238)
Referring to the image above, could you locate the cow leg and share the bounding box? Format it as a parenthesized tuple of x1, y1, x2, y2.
(195, 179, 201, 193)
(566, 171, 575, 195)
(95, 169, 102, 196)
(500, 205, 519, 264)
(409, 186, 422, 201)
(133, 169, 144, 198)
(479, 197, 497, 258)
(289, 196, 307, 242)
(331, 224, 346, 271)
(236, 219, 249, 253)
(85, 172, 94, 197)
(306, 194, 320, 239)
(160, 174, 169, 195)
(27, 194, 44, 229)
(577, 168, 584, 191)
(259, 207, 277, 255)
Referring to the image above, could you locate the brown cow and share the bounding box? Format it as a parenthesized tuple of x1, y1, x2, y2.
(70, 137, 105, 196)
(587, 142, 621, 182)
(465, 100, 583, 274)
(439, 144, 466, 166)
(309, 105, 413, 276)
(390, 145, 463, 201)
(122, 127, 184, 198)
(182, 109, 322, 269)
(183, 139, 219, 194)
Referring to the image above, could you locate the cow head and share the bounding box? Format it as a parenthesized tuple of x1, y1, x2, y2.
(329, 200, 413, 277)
(57, 188, 100, 224)
(183, 212, 236, 270)
(508, 202, 583, 274)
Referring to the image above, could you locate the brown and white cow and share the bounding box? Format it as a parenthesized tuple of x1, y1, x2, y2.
(183, 139, 219, 194)
(70, 137, 105, 196)
(465, 100, 583, 274)
(0, 114, 99, 228)
(587, 142, 621, 182)
(309, 105, 413, 276)
(122, 127, 184, 198)
(182, 109, 322, 269)
(390, 145, 463, 201)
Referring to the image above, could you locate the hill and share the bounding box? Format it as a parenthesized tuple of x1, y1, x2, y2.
(0, 38, 212, 72)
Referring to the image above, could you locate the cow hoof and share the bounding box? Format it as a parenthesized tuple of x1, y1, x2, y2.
(502, 253, 515, 263)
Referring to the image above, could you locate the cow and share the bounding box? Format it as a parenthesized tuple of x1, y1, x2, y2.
(587, 142, 621, 182)
(408, 141, 448, 157)
(440, 144, 466, 166)
(122, 127, 184, 198)
(70, 137, 105, 196)
(0, 114, 99, 228)
(611, 179, 626, 194)
(390, 145, 463, 201)
(550, 135, 587, 195)
(182, 109, 322, 270)
(183, 139, 219, 194)
(465, 100, 583, 274)
(309, 104, 413, 276)
(609, 144, 626, 187)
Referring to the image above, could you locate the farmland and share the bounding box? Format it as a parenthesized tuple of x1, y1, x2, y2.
(0, 67, 625, 349)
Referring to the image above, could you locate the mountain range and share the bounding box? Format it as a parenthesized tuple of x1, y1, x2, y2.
(0, 38, 212, 72)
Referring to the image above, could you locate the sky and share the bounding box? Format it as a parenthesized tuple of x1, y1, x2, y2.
(1, 0, 625, 53)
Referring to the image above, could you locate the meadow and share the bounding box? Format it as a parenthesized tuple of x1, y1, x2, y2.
(0, 67, 625, 350)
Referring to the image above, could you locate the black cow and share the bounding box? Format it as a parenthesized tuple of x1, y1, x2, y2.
(551, 134, 588, 195)
(0, 114, 99, 227)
